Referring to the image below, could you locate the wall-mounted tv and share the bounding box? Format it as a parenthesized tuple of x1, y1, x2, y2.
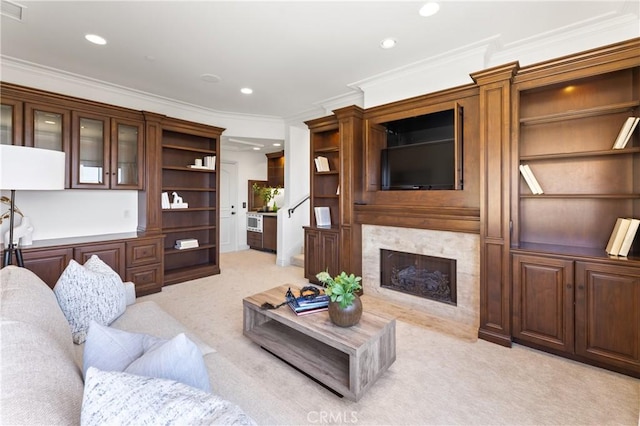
(380, 106, 462, 190)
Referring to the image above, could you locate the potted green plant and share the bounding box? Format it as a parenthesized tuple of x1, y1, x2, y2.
(316, 270, 363, 327)
(252, 183, 280, 211)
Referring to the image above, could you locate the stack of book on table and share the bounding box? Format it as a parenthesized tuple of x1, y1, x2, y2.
(288, 294, 330, 316)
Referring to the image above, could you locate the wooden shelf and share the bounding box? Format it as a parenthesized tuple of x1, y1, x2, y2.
(164, 244, 216, 256)
(521, 147, 640, 161)
(162, 187, 215, 192)
(313, 146, 340, 154)
(163, 224, 216, 234)
(520, 100, 639, 125)
(162, 165, 216, 173)
(162, 207, 216, 212)
(520, 193, 640, 199)
(160, 120, 222, 285)
(162, 143, 216, 154)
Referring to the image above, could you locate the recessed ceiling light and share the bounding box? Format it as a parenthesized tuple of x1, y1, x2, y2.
(380, 38, 397, 49)
(273, 143, 281, 147)
(201, 73, 221, 83)
(419, 2, 440, 17)
(252, 147, 260, 151)
(85, 34, 107, 45)
(241, 87, 253, 95)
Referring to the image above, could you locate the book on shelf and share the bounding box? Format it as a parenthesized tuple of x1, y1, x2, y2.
(314, 156, 330, 172)
(314, 207, 331, 227)
(175, 238, 199, 250)
(188, 156, 216, 170)
(605, 218, 632, 256)
(519, 164, 543, 195)
(618, 218, 640, 257)
(204, 155, 216, 170)
(161, 192, 170, 209)
(612, 117, 639, 149)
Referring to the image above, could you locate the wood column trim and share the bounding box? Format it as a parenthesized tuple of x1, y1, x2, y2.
(138, 111, 165, 235)
(471, 62, 519, 346)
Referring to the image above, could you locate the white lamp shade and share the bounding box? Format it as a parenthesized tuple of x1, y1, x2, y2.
(0, 145, 66, 190)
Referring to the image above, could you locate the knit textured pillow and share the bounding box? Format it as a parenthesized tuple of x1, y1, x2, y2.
(54, 258, 126, 344)
(81, 368, 256, 426)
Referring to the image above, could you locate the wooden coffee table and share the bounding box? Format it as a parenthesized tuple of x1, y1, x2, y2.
(243, 285, 396, 401)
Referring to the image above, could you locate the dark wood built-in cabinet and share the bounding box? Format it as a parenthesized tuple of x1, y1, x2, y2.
(247, 215, 277, 252)
(513, 252, 640, 375)
(1, 82, 224, 290)
(1, 83, 144, 190)
(508, 41, 640, 377)
(3, 234, 164, 296)
(304, 106, 363, 284)
(160, 118, 223, 285)
(303, 38, 639, 377)
(266, 150, 284, 188)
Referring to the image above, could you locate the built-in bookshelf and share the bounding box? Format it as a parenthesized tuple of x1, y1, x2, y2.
(304, 106, 364, 284)
(513, 67, 640, 257)
(160, 120, 224, 285)
(509, 44, 640, 377)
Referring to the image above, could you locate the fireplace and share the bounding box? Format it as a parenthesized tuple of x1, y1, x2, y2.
(362, 225, 480, 338)
(381, 249, 456, 305)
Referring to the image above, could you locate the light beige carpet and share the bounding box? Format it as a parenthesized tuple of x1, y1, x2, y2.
(140, 249, 640, 425)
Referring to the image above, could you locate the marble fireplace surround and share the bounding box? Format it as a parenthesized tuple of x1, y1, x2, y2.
(362, 225, 480, 337)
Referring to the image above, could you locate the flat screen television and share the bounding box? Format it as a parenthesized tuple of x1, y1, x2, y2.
(381, 140, 455, 190)
(380, 107, 462, 190)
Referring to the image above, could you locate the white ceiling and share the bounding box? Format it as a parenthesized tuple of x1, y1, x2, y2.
(1, 1, 638, 152)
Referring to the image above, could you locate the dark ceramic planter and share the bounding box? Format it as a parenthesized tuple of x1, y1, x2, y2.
(328, 295, 363, 327)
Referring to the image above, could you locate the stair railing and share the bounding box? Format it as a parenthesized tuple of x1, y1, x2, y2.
(288, 195, 310, 218)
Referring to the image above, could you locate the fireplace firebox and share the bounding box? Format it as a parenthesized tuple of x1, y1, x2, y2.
(380, 249, 456, 305)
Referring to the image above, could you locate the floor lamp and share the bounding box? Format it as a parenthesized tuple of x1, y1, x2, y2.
(0, 145, 66, 267)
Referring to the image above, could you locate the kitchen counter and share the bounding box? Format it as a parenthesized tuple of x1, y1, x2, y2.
(251, 211, 278, 216)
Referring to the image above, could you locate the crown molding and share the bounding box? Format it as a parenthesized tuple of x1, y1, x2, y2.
(348, 36, 499, 93)
(489, 12, 639, 66)
(0, 55, 284, 125)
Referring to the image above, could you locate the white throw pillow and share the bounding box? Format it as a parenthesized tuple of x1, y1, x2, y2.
(83, 320, 163, 376)
(83, 321, 211, 392)
(54, 258, 127, 344)
(81, 368, 255, 426)
(126, 333, 211, 392)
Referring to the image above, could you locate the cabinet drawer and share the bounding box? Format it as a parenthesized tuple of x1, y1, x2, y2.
(126, 263, 163, 297)
(247, 231, 263, 248)
(126, 238, 163, 267)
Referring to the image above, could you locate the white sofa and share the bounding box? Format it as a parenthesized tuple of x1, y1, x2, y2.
(0, 265, 251, 425)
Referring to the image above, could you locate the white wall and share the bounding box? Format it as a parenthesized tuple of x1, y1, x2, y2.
(219, 149, 269, 249)
(276, 123, 311, 266)
(349, 12, 639, 110)
(0, 189, 138, 243)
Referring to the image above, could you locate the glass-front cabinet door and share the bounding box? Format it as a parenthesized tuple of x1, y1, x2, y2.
(111, 119, 143, 189)
(25, 103, 71, 187)
(72, 111, 110, 189)
(1, 99, 23, 145)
